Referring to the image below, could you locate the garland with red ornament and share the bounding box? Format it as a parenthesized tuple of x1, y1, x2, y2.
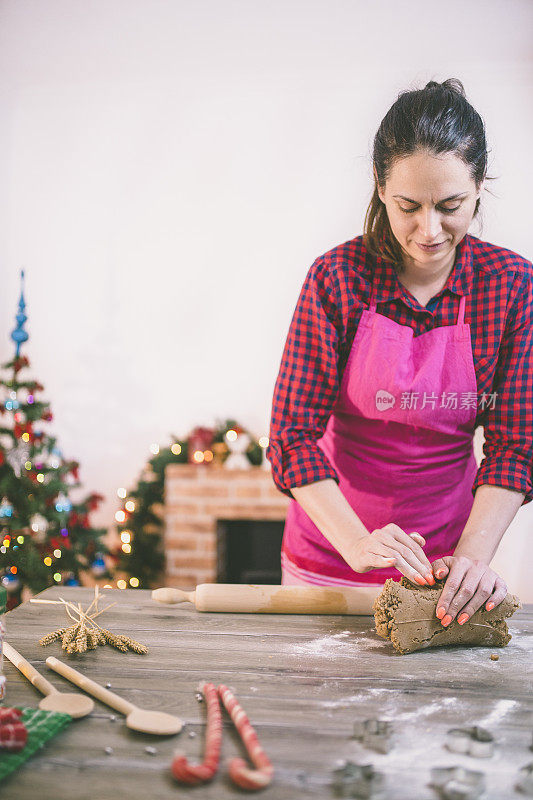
(0, 272, 110, 608)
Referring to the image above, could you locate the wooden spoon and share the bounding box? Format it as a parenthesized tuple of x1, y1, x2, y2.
(3, 642, 94, 719)
(46, 656, 183, 735)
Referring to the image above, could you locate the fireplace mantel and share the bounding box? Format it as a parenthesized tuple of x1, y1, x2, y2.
(164, 464, 289, 588)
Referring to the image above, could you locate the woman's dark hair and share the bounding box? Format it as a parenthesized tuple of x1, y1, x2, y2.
(363, 78, 495, 271)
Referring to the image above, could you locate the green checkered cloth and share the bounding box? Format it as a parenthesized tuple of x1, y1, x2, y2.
(0, 707, 72, 783)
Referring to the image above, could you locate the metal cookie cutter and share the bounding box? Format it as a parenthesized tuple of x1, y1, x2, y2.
(352, 718, 395, 754)
(430, 766, 486, 800)
(332, 760, 386, 799)
(446, 726, 494, 758)
(516, 762, 533, 796)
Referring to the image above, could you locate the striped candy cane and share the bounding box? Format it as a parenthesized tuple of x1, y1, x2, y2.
(217, 684, 274, 791)
(171, 682, 222, 785)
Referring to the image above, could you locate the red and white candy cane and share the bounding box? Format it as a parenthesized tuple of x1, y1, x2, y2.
(217, 684, 274, 791)
(171, 682, 222, 785)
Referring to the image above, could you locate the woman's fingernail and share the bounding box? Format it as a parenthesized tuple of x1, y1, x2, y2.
(425, 573, 435, 586)
(436, 606, 446, 619)
(486, 602, 495, 611)
(414, 575, 427, 586)
(435, 569, 446, 579)
(441, 615, 453, 627)
(457, 613, 469, 625)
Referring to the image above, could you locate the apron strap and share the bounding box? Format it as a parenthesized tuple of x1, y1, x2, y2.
(368, 275, 377, 312)
(457, 294, 466, 325)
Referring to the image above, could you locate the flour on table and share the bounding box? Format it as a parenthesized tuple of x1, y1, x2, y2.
(291, 631, 384, 658)
(477, 699, 518, 727)
(321, 687, 395, 709)
(393, 696, 457, 721)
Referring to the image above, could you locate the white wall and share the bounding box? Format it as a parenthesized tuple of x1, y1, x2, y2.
(0, 1, 531, 597)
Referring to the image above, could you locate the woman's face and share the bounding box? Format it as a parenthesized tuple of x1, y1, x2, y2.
(376, 150, 482, 274)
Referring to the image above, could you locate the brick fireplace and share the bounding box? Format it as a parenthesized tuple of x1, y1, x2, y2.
(164, 464, 289, 588)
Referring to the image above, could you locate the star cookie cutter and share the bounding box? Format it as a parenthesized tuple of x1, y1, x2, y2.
(352, 718, 395, 754)
(332, 760, 386, 799)
(445, 726, 494, 758)
(430, 766, 486, 800)
(516, 762, 533, 796)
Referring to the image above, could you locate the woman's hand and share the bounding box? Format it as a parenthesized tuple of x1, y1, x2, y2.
(430, 555, 508, 627)
(343, 523, 435, 585)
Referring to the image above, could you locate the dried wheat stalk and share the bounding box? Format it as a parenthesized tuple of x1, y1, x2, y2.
(34, 587, 149, 656)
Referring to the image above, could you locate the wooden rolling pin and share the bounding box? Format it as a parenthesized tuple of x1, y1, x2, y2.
(152, 584, 380, 615)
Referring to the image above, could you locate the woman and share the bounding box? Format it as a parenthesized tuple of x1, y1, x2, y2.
(267, 79, 533, 628)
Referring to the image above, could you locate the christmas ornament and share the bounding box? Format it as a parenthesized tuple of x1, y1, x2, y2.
(2, 572, 20, 593)
(212, 441, 229, 466)
(12, 355, 29, 373)
(10, 271, 29, 358)
(13, 421, 33, 441)
(187, 427, 214, 464)
(86, 493, 103, 512)
(47, 448, 62, 469)
(5, 440, 30, 477)
(54, 492, 72, 514)
(91, 555, 106, 577)
(30, 514, 49, 543)
(224, 428, 251, 470)
(4, 391, 19, 411)
(0, 499, 13, 519)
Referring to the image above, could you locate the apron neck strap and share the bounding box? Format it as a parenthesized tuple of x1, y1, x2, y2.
(457, 294, 466, 324)
(368, 275, 377, 312)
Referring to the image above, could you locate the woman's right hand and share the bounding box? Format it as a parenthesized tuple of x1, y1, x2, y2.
(342, 523, 436, 585)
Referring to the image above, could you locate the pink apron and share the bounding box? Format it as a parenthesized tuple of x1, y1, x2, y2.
(281, 278, 478, 586)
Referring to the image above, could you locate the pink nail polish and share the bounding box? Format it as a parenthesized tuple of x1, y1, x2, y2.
(457, 613, 469, 625)
(486, 602, 495, 611)
(436, 606, 446, 619)
(441, 615, 452, 627)
(414, 575, 427, 586)
(435, 569, 446, 579)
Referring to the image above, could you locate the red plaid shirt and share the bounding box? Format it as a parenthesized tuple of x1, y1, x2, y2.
(267, 233, 533, 505)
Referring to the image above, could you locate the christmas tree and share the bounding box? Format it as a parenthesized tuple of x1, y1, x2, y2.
(0, 272, 110, 608)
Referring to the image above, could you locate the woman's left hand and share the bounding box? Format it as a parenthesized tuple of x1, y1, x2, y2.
(430, 555, 508, 627)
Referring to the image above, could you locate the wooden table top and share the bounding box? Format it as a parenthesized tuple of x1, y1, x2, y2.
(1, 587, 531, 799)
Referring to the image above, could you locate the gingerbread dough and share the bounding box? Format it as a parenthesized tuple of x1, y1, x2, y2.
(373, 577, 520, 654)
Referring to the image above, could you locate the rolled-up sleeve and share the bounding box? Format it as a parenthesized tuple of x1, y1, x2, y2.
(472, 263, 533, 504)
(266, 257, 346, 498)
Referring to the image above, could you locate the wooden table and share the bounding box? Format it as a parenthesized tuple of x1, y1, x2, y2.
(1, 587, 531, 799)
